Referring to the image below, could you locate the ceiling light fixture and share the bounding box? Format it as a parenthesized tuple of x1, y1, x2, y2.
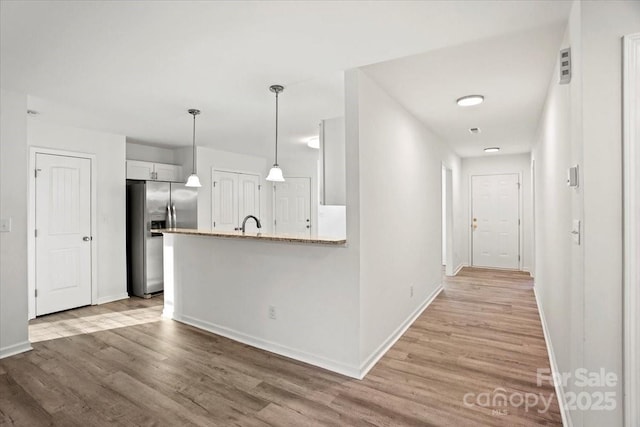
(266, 84, 285, 182)
(457, 95, 484, 107)
(484, 147, 500, 153)
(185, 109, 202, 188)
(307, 136, 319, 149)
(469, 127, 481, 134)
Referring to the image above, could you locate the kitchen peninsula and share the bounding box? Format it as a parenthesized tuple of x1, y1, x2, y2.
(160, 228, 363, 378)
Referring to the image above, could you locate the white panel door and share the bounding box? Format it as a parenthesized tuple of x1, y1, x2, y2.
(212, 171, 238, 231)
(35, 153, 92, 315)
(471, 174, 520, 269)
(274, 177, 311, 237)
(238, 173, 261, 232)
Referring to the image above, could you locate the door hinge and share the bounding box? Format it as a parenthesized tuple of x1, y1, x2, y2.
(258, 184, 261, 191)
(213, 181, 217, 188)
(517, 182, 521, 189)
(518, 255, 521, 261)
(35, 168, 41, 178)
(518, 219, 521, 226)
(34, 229, 38, 238)
(274, 219, 277, 226)
(35, 289, 38, 298)
(213, 221, 216, 228)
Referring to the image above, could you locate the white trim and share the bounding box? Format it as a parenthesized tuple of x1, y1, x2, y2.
(0, 341, 32, 359)
(96, 293, 130, 305)
(453, 263, 466, 276)
(28, 147, 98, 319)
(358, 285, 443, 379)
(173, 313, 361, 379)
(534, 286, 572, 427)
(623, 32, 640, 427)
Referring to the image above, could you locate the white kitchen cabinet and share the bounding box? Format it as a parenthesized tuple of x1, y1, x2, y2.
(319, 117, 346, 205)
(126, 160, 183, 182)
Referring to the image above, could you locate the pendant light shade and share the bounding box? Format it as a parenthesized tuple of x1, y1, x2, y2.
(185, 108, 202, 188)
(266, 166, 284, 182)
(185, 173, 202, 187)
(266, 85, 285, 182)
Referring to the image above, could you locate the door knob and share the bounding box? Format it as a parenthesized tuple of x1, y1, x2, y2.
(82, 236, 92, 241)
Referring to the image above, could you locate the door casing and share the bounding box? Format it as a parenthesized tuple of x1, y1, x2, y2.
(468, 172, 522, 270)
(28, 147, 97, 319)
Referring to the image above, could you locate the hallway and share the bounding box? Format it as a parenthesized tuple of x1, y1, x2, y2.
(1, 268, 561, 426)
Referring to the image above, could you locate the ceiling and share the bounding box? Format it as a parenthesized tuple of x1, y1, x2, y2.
(0, 1, 572, 158)
(362, 23, 566, 157)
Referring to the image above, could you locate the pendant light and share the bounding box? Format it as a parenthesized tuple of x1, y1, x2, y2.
(185, 108, 202, 188)
(266, 84, 285, 182)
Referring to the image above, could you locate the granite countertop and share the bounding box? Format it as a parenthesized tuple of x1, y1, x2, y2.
(160, 228, 347, 246)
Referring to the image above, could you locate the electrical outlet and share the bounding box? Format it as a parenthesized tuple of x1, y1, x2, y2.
(0, 217, 11, 233)
(268, 305, 277, 320)
(410, 284, 414, 297)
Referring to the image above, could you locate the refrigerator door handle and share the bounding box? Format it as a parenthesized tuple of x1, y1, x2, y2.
(172, 204, 177, 229)
(166, 203, 173, 229)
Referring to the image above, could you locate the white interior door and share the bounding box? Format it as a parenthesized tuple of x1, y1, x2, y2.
(35, 153, 92, 316)
(212, 171, 238, 231)
(238, 173, 261, 232)
(471, 174, 520, 269)
(274, 177, 311, 237)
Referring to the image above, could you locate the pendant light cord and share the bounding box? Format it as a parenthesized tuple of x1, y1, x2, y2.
(274, 91, 279, 166)
(192, 113, 196, 173)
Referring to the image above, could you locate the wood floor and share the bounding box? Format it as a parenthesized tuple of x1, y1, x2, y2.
(0, 268, 562, 426)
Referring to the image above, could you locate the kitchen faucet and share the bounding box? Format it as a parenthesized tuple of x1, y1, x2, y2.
(241, 215, 262, 234)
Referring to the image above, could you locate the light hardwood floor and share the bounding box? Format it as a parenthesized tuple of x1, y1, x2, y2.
(0, 268, 562, 426)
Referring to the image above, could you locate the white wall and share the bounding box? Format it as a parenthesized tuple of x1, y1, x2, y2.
(28, 118, 128, 306)
(164, 233, 361, 376)
(581, 2, 638, 426)
(532, 1, 639, 425)
(351, 69, 462, 365)
(0, 89, 31, 358)
(461, 153, 533, 272)
(126, 141, 177, 164)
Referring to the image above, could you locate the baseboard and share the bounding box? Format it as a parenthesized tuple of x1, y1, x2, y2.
(453, 263, 466, 276)
(0, 340, 32, 359)
(534, 287, 572, 427)
(172, 313, 361, 379)
(96, 293, 129, 305)
(358, 285, 443, 379)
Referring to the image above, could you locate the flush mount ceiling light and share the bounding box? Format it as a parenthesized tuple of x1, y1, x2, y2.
(484, 147, 500, 153)
(185, 109, 202, 188)
(456, 95, 484, 107)
(469, 127, 481, 134)
(266, 84, 285, 182)
(307, 136, 319, 149)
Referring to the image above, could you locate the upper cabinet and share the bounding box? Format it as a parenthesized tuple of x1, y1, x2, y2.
(319, 117, 346, 206)
(126, 160, 183, 182)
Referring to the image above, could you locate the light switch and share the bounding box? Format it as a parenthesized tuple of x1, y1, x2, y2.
(0, 217, 12, 233)
(571, 219, 581, 245)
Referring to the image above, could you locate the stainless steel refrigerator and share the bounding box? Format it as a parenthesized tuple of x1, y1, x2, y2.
(126, 180, 197, 298)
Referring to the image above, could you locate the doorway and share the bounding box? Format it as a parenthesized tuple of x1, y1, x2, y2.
(273, 177, 311, 237)
(471, 173, 520, 269)
(33, 152, 93, 316)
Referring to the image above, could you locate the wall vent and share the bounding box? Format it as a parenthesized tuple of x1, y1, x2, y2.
(559, 48, 571, 84)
